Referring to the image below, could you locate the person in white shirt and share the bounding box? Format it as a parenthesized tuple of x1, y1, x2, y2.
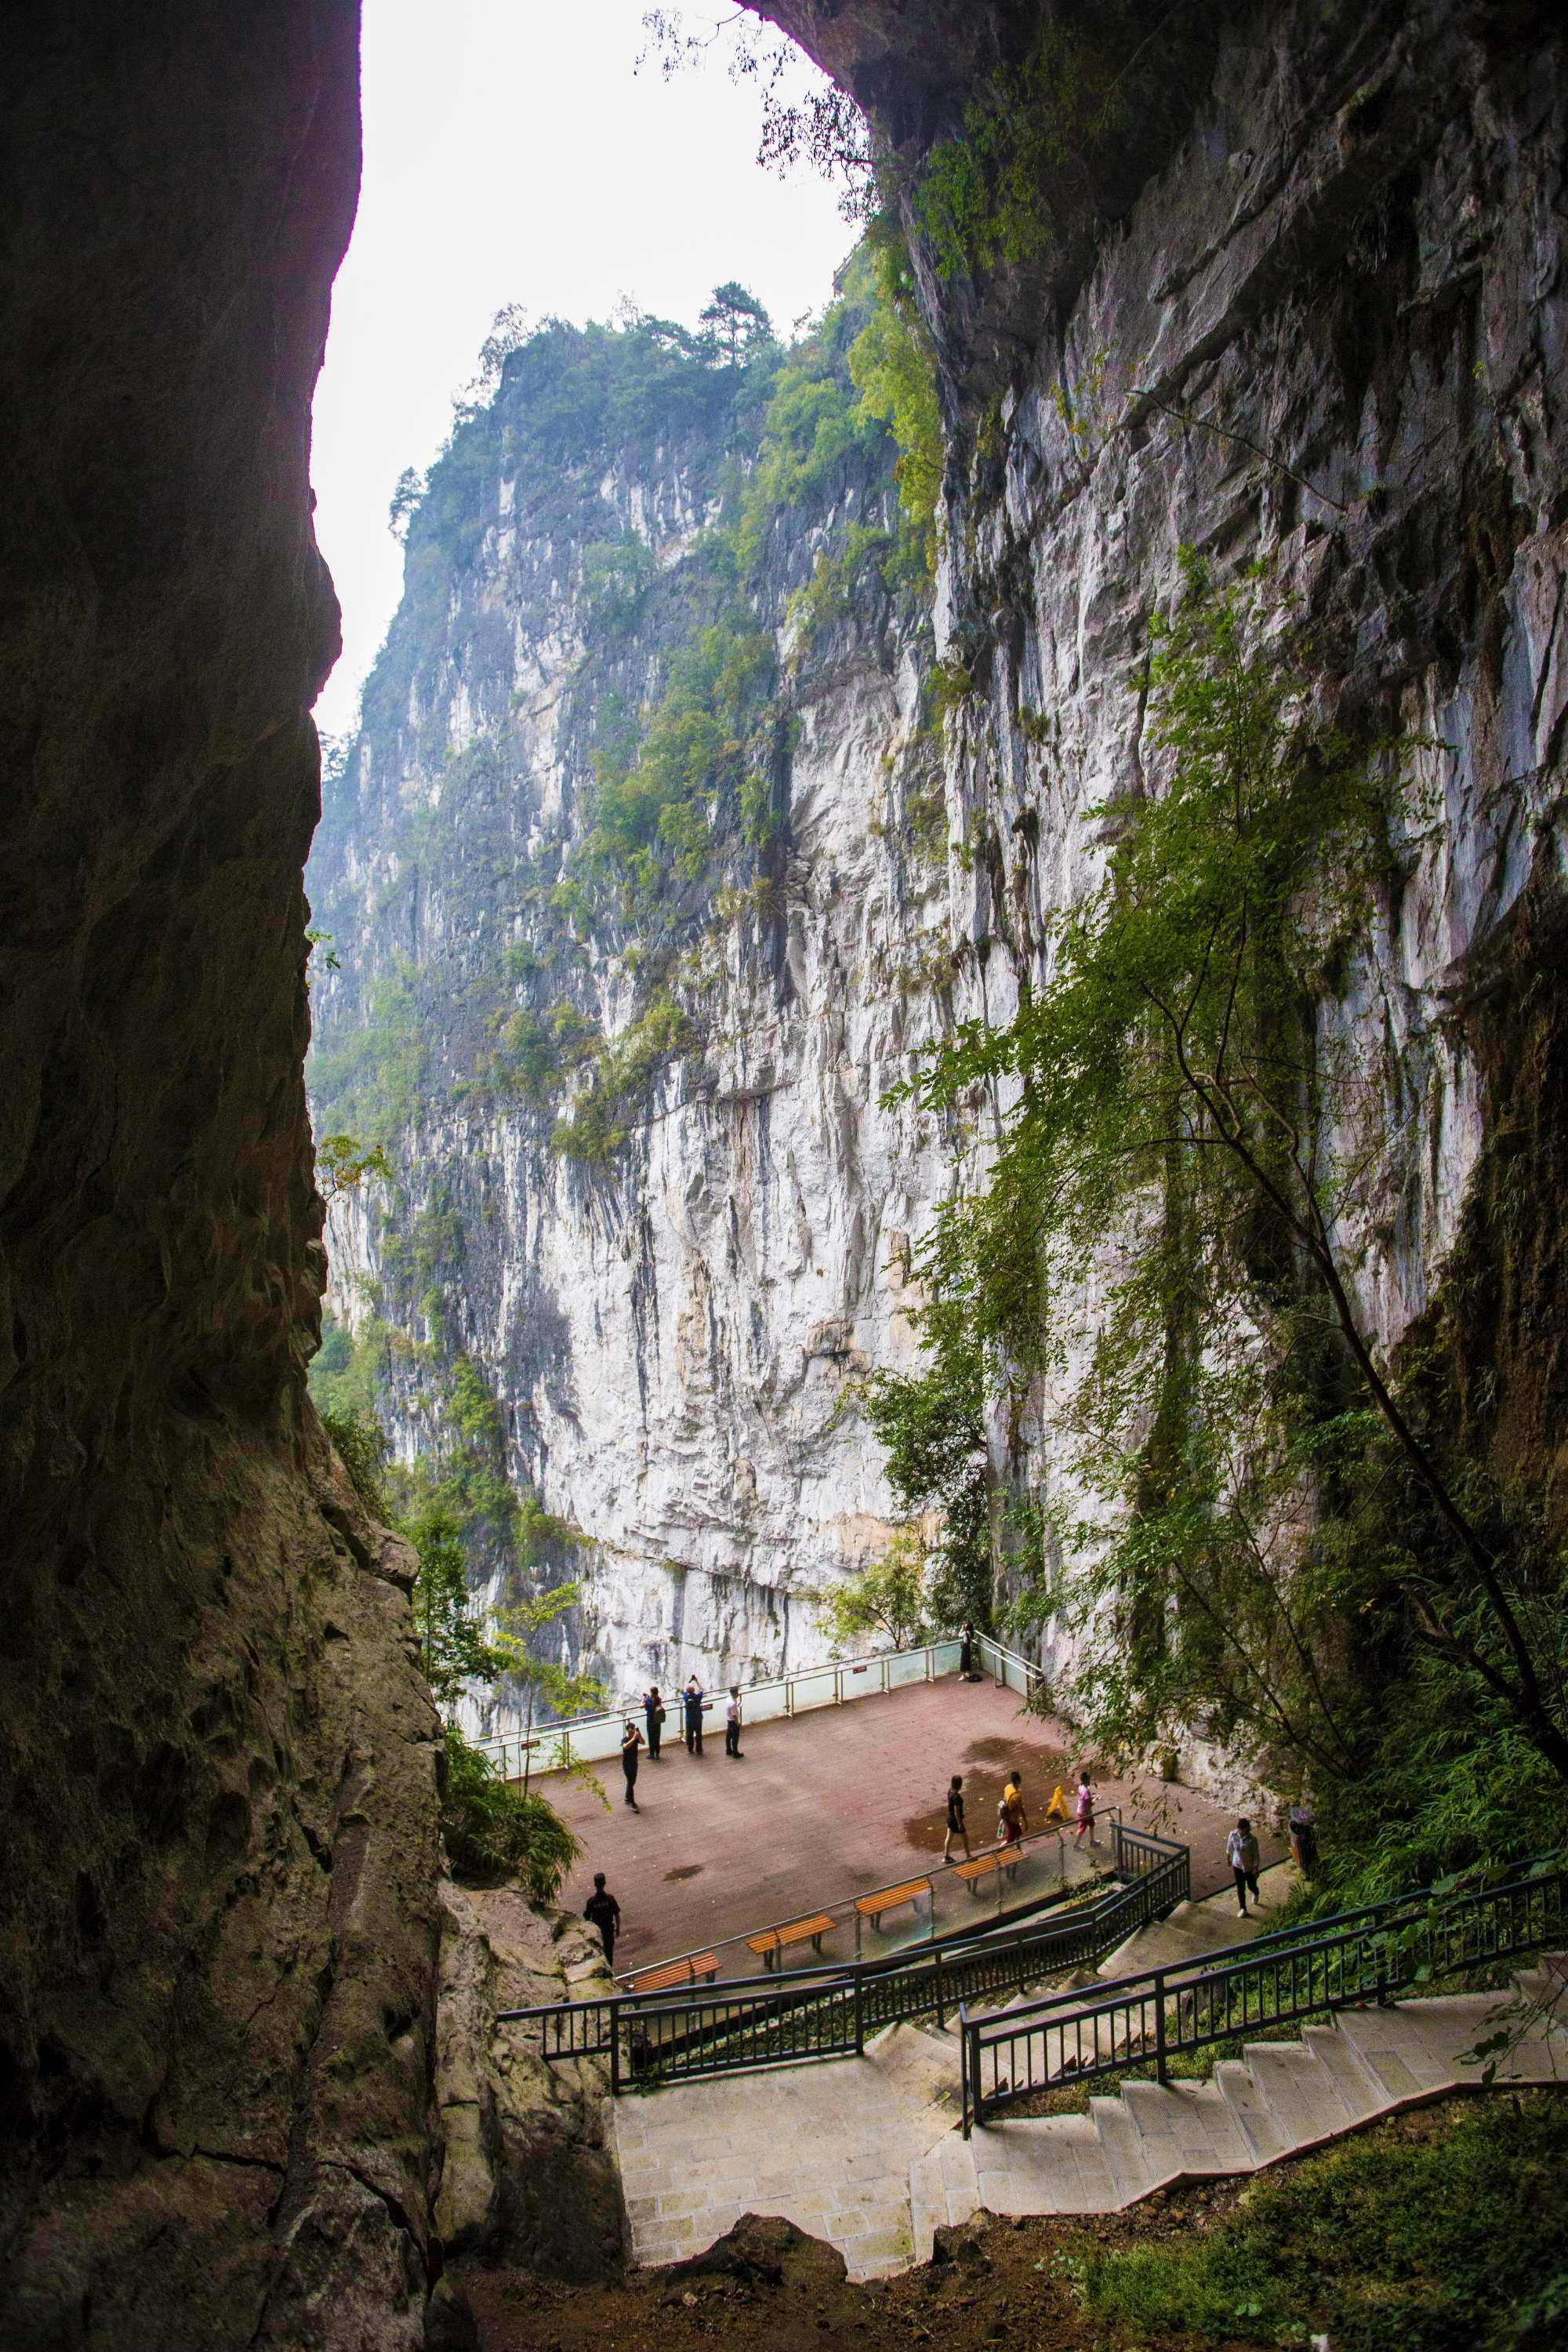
(724, 1684, 744, 1759)
(1227, 1817, 1261, 1915)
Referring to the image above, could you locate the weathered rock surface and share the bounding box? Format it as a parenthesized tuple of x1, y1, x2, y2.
(309, 314, 953, 1713)
(435, 1880, 625, 2284)
(0, 6, 445, 2344)
(753, 0, 1568, 1701)
(314, 0, 1567, 1762)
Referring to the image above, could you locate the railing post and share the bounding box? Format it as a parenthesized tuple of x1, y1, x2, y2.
(935, 1947, 946, 2031)
(960, 2007, 971, 2135)
(1154, 1969, 1168, 2085)
(609, 1998, 621, 2097)
(854, 1966, 865, 2056)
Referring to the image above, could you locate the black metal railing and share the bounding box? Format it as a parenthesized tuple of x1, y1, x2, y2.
(959, 1847, 1567, 2132)
(501, 1820, 1190, 2091)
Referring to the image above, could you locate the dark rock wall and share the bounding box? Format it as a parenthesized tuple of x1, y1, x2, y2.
(0, 6, 444, 2346)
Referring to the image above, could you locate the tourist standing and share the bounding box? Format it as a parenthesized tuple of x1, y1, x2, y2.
(724, 1685, 744, 1757)
(1287, 1799, 1317, 1878)
(958, 1623, 973, 1678)
(583, 1873, 621, 1969)
(619, 1719, 643, 1809)
(684, 1675, 705, 1754)
(1073, 1769, 1098, 1849)
(1228, 1817, 1261, 1916)
(643, 1685, 666, 1761)
(943, 1773, 971, 1863)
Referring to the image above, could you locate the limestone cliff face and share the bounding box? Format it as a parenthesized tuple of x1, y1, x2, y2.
(757, 0, 1568, 1711)
(318, 0, 1566, 1766)
(308, 304, 953, 1711)
(0, 7, 445, 2345)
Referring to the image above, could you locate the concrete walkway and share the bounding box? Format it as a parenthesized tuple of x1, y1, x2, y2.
(612, 1909, 1568, 2281)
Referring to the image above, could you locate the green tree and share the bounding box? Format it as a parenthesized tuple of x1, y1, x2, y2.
(810, 1530, 930, 1653)
(862, 1365, 991, 1629)
(907, 559, 1568, 1792)
(488, 1581, 606, 1791)
(699, 280, 772, 365)
(439, 1725, 582, 1900)
(387, 465, 424, 540)
(411, 1504, 499, 1716)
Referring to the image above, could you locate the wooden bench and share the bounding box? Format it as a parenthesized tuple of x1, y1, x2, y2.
(855, 1876, 932, 1934)
(628, 1952, 718, 1995)
(954, 1849, 1004, 1895)
(746, 1912, 835, 1970)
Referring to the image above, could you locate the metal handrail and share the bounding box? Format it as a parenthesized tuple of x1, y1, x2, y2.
(959, 1846, 1568, 2132)
(612, 1810, 1126, 1987)
(465, 1628, 1046, 1779)
(466, 1635, 966, 1775)
(500, 1821, 1189, 2092)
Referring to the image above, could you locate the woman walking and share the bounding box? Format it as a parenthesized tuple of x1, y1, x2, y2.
(1228, 1817, 1261, 1915)
(942, 1773, 971, 1863)
(620, 1717, 643, 1810)
(1073, 1769, 1098, 1849)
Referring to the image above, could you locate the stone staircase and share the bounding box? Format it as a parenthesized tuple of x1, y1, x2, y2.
(910, 1951, 1568, 2257)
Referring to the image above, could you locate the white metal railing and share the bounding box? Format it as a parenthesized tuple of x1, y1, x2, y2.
(471, 1628, 1046, 1782)
(977, 1630, 1047, 1702)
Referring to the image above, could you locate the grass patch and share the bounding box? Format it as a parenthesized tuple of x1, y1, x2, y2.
(1073, 2092, 1568, 2348)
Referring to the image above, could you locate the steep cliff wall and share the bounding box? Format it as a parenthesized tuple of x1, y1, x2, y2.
(0, 7, 445, 2346)
(308, 285, 954, 1711)
(316, 0, 1566, 1802)
(753, 0, 1568, 1783)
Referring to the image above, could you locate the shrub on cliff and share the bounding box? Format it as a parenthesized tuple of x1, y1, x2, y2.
(440, 1724, 581, 1901)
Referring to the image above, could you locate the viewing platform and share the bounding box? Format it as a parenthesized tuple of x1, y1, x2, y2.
(520, 1639, 1283, 1977)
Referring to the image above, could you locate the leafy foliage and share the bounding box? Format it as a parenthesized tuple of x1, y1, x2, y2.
(808, 1530, 931, 1653)
(847, 225, 943, 571)
(440, 1724, 582, 1899)
(861, 1363, 990, 1629)
(1076, 2094, 1568, 2350)
(897, 557, 1568, 1864)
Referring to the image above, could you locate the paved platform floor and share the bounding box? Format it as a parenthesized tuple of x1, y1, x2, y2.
(543, 1674, 1283, 1970)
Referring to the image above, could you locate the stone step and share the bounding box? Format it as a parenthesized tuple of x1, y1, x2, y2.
(1242, 2039, 1355, 2147)
(908, 2133, 980, 2259)
(1214, 2057, 1289, 2161)
(1087, 2092, 1154, 2205)
(1117, 2078, 1251, 2186)
(1301, 2023, 1385, 2122)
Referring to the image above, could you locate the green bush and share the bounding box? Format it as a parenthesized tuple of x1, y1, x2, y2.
(320, 1403, 390, 1519)
(1078, 2095, 1568, 2350)
(440, 1724, 581, 1900)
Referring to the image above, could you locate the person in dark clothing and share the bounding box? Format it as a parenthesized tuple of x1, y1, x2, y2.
(724, 1685, 743, 1757)
(620, 1719, 642, 1809)
(942, 1773, 971, 1863)
(684, 1675, 705, 1754)
(1287, 1800, 1317, 1878)
(959, 1623, 973, 1677)
(583, 1873, 620, 1968)
(643, 1685, 665, 1760)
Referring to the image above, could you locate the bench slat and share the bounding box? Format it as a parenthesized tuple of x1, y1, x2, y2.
(954, 1850, 1002, 1880)
(629, 1951, 719, 1994)
(747, 1911, 834, 1955)
(855, 1876, 932, 1918)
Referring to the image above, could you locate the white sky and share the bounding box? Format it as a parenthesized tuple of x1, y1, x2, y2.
(310, 1, 855, 737)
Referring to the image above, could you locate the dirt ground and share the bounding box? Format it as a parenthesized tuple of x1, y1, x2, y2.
(453, 2176, 1275, 2352)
